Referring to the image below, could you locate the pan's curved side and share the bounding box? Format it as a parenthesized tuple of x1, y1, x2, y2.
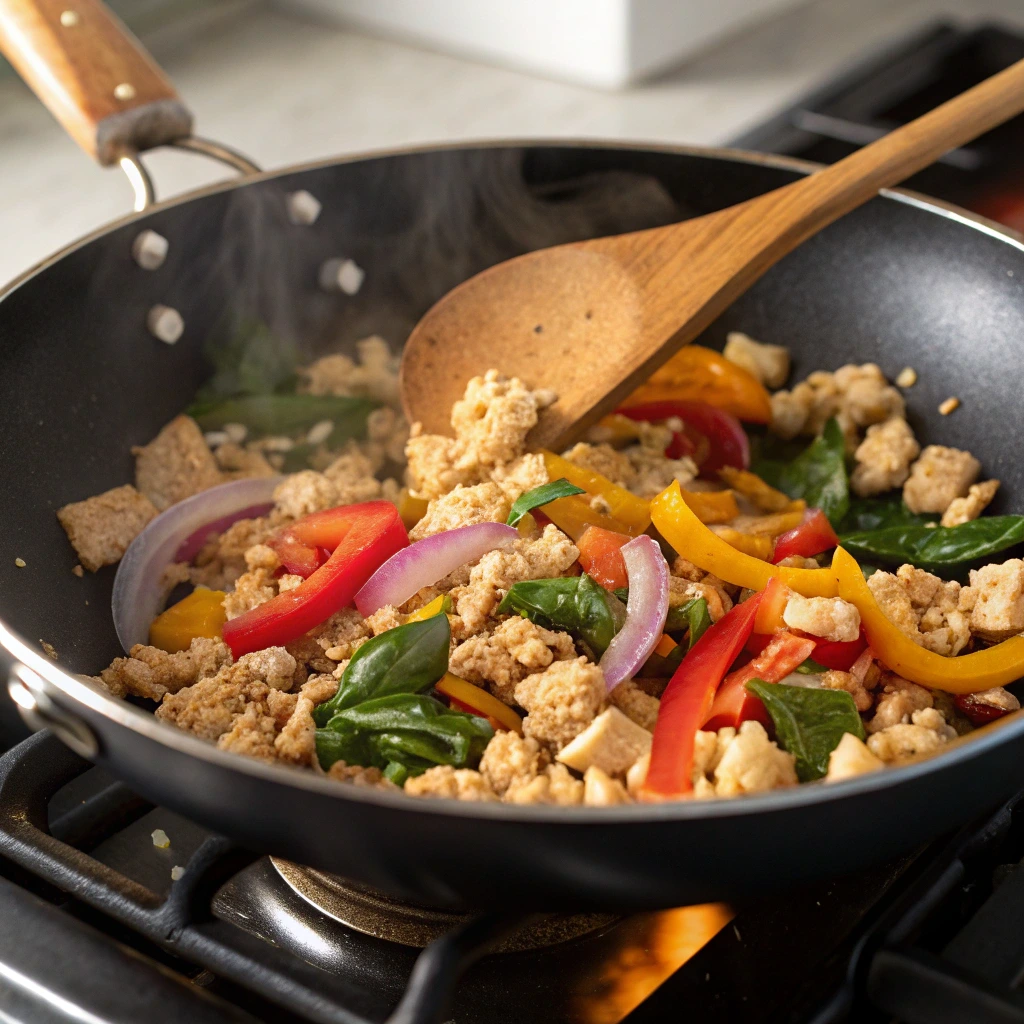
(3, 143, 1024, 908)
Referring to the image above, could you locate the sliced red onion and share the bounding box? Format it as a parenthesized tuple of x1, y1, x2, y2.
(175, 503, 274, 563)
(355, 522, 519, 616)
(113, 476, 280, 653)
(599, 535, 669, 692)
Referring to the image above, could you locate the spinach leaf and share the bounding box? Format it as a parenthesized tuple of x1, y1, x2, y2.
(189, 394, 378, 441)
(193, 317, 299, 405)
(839, 516, 1024, 570)
(313, 614, 450, 726)
(315, 694, 493, 774)
(746, 680, 865, 782)
(773, 418, 849, 526)
(838, 495, 935, 534)
(794, 658, 829, 675)
(619, 593, 711, 650)
(506, 478, 586, 527)
(498, 574, 623, 656)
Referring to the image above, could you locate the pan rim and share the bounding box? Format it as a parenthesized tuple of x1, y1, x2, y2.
(5, 138, 1024, 824)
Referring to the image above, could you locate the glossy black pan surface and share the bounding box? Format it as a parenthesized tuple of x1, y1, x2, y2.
(2, 144, 1023, 911)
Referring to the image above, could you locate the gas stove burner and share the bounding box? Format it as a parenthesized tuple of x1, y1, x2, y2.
(271, 859, 617, 949)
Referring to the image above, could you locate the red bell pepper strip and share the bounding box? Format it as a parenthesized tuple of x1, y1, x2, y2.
(704, 630, 818, 731)
(577, 525, 631, 591)
(812, 635, 867, 671)
(641, 593, 763, 800)
(270, 531, 325, 578)
(955, 693, 1015, 726)
(223, 501, 408, 658)
(771, 509, 839, 564)
(618, 402, 750, 475)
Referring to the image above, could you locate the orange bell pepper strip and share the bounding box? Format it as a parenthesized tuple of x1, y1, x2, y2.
(149, 588, 227, 653)
(541, 451, 651, 535)
(833, 546, 1024, 693)
(404, 594, 451, 623)
(541, 494, 637, 542)
(577, 525, 631, 590)
(654, 634, 678, 657)
(435, 673, 523, 734)
(625, 345, 772, 424)
(679, 489, 740, 525)
(650, 481, 838, 597)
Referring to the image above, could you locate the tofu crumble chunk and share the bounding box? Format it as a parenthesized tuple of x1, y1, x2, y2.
(68, 335, 1021, 806)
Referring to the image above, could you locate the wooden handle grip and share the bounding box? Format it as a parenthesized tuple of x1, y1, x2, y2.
(0, 0, 192, 165)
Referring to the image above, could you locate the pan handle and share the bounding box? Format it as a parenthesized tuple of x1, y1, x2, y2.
(0, 0, 259, 209)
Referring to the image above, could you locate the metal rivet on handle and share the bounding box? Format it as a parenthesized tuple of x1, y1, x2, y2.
(132, 230, 169, 270)
(60, 10, 79, 26)
(147, 305, 184, 344)
(114, 82, 136, 101)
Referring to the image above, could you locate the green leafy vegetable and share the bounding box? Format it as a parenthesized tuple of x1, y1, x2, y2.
(189, 394, 379, 441)
(313, 614, 450, 726)
(838, 495, 935, 533)
(770, 418, 849, 526)
(616, 592, 711, 650)
(315, 694, 493, 775)
(498, 574, 624, 656)
(506, 478, 586, 527)
(745, 680, 865, 782)
(839, 516, 1024, 570)
(192, 317, 299, 406)
(794, 658, 829, 675)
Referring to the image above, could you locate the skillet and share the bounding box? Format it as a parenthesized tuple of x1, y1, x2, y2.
(2, 0, 1024, 912)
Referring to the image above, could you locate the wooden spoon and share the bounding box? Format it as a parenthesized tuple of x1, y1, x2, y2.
(401, 59, 1024, 449)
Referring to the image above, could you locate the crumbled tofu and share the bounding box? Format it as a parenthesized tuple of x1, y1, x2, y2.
(770, 364, 904, 445)
(298, 336, 400, 406)
(490, 452, 550, 502)
(851, 418, 920, 497)
(967, 686, 1021, 713)
(583, 766, 632, 806)
(691, 721, 797, 798)
(449, 616, 576, 704)
(99, 637, 231, 701)
(514, 657, 606, 752)
(941, 480, 1000, 528)
(223, 568, 278, 620)
(938, 397, 960, 416)
(626, 751, 651, 798)
(623, 446, 698, 499)
(450, 524, 579, 636)
(327, 761, 399, 789)
(960, 559, 1024, 642)
(133, 416, 223, 511)
(190, 516, 275, 591)
(451, 370, 539, 469)
(272, 471, 340, 519)
(72, 564, 84, 577)
(57, 484, 159, 572)
(273, 694, 318, 766)
(669, 575, 733, 623)
(820, 669, 874, 712)
(783, 594, 861, 642)
(556, 707, 652, 777)
(151, 828, 171, 849)
(867, 707, 956, 762)
(867, 565, 970, 656)
(505, 763, 584, 805)
(903, 445, 981, 515)
(478, 730, 547, 796)
(409, 482, 511, 541)
(563, 442, 636, 488)
(825, 733, 883, 781)
(170, 865, 186, 881)
(322, 443, 385, 504)
(405, 428, 480, 500)
(608, 679, 660, 731)
(895, 367, 918, 388)
(866, 674, 933, 733)
(214, 442, 275, 481)
(722, 332, 791, 388)
(404, 766, 498, 801)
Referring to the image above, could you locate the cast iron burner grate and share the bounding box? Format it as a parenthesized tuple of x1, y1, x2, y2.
(5, 733, 1024, 1022)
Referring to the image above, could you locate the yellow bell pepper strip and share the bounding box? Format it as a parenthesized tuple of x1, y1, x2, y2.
(711, 528, 775, 561)
(625, 345, 772, 424)
(149, 589, 227, 653)
(833, 546, 1024, 693)
(718, 467, 805, 514)
(650, 481, 839, 597)
(542, 451, 651, 535)
(730, 510, 807, 538)
(404, 594, 451, 623)
(434, 673, 523, 734)
(541, 494, 637, 542)
(679, 489, 740, 525)
(397, 488, 430, 531)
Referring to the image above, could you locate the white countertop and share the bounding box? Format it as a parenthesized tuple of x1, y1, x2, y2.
(2, 0, 1023, 286)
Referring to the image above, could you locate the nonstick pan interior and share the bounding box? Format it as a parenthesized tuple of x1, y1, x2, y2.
(2, 144, 1024, 910)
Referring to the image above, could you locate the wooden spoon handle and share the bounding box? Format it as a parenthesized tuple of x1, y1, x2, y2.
(0, 0, 192, 165)
(751, 56, 1024, 245)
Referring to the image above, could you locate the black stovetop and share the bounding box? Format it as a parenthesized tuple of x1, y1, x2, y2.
(6, 18, 1024, 1024)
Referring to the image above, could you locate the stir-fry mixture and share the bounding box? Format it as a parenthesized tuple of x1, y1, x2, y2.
(57, 333, 1024, 805)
